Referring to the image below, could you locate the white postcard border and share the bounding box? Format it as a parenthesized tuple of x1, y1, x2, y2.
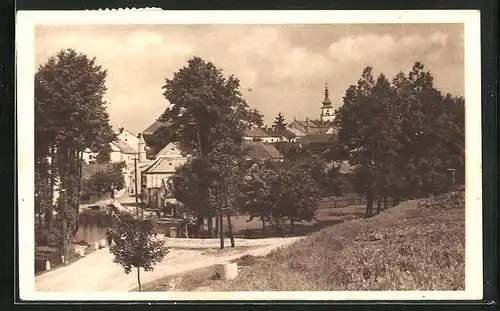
(16, 9, 483, 301)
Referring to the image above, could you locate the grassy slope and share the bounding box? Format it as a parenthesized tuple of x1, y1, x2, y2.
(141, 196, 465, 292)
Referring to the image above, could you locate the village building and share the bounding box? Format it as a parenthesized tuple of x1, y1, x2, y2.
(262, 126, 297, 143)
(140, 142, 190, 211)
(127, 133, 154, 196)
(297, 134, 337, 155)
(116, 128, 139, 153)
(287, 84, 337, 137)
(320, 84, 335, 123)
(109, 140, 137, 167)
(244, 141, 284, 163)
(243, 126, 271, 142)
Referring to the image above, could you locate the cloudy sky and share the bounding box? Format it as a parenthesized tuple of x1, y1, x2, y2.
(35, 24, 464, 134)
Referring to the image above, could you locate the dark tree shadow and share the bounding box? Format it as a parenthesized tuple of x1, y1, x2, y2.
(327, 211, 366, 218)
(236, 219, 345, 239)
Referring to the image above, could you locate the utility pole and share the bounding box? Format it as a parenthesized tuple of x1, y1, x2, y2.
(134, 157, 139, 215)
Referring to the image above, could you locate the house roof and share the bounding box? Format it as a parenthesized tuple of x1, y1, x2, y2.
(297, 134, 336, 145)
(244, 127, 269, 138)
(142, 119, 172, 136)
(143, 157, 186, 174)
(263, 128, 297, 139)
(155, 142, 189, 158)
(117, 128, 137, 137)
(289, 119, 335, 135)
(244, 141, 283, 161)
(81, 163, 114, 180)
(111, 140, 137, 154)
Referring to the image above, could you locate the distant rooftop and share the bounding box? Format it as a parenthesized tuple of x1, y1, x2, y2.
(244, 127, 269, 138)
(297, 134, 336, 145)
(112, 140, 137, 154)
(244, 141, 283, 161)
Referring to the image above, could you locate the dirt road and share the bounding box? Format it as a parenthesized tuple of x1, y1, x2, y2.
(35, 237, 302, 292)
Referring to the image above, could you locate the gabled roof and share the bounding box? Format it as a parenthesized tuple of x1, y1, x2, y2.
(143, 156, 187, 174)
(244, 141, 283, 161)
(263, 128, 297, 139)
(288, 119, 334, 135)
(244, 127, 269, 138)
(117, 128, 137, 137)
(142, 119, 172, 136)
(111, 140, 137, 154)
(155, 142, 184, 158)
(297, 134, 336, 145)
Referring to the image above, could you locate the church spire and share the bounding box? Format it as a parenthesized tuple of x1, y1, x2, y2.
(322, 82, 332, 107)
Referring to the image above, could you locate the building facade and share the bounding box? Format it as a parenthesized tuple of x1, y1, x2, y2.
(141, 142, 190, 211)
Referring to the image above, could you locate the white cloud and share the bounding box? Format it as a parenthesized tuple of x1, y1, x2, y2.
(35, 25, 462, 132)
(430, 31, 448, 45)
(328, 35, 397, 61)
(328, 31, 449, 63)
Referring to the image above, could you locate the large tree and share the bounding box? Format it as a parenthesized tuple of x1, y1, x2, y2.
(35, 48, 115, 257)
(82, 162, 126, 200)
(332, 62, 464, 216)
(161, 56, 263, 157)
(161, 57, 263, 237)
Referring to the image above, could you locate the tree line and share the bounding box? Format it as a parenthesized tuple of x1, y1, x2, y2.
(34, 49, 464, 257)
(329, 62, 465, 217)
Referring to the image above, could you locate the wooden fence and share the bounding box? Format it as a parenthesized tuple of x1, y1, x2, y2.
(319, 196, 399, 209)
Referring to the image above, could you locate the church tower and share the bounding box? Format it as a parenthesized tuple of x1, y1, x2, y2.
(138, 133, 147, 163)
(320, 83, 335, 123)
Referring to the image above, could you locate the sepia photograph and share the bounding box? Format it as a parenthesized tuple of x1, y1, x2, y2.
(16, 10, 482, 301)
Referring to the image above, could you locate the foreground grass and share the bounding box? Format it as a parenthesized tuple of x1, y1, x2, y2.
(141, 194, 465, 291)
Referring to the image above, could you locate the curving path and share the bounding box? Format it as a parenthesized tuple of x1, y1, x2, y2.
(35, 237, 302, 292)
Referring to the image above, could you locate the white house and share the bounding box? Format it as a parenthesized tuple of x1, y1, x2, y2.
(262, 126, 297, 143)
(117, 128, 139, 153)
(141, 142, 191, 210)
(110, 140, 137, 167)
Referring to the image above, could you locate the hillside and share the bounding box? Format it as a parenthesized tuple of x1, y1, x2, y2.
(140, 191, 465, 291)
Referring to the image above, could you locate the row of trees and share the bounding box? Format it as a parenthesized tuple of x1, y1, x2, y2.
(35, 49, 116, 257)
(330, 62, 465, 217)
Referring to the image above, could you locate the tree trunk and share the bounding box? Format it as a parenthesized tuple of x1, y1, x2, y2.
(290, 218, 295, 234)
(262, 217, 267, 238)
(365, 188, 374, 218)
(207, 214, 214, 238)
(72, 150, 83, 236)
(215, 214, 219, 238)
(392, 194, 400, 207)
(383, 195, 388, 209)
(219, 210, 224, 249)
(194, 215, 203, 237)
(226, 210, 235, 248)
(137, 267, 142, 292)
(376, 199, 381, 214)
(46, 148, 56, 232)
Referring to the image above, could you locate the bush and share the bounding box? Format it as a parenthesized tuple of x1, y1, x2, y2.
(417, 191, 465, 210)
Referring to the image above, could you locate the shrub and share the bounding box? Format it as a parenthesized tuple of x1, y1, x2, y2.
(417, 191, 465, 210)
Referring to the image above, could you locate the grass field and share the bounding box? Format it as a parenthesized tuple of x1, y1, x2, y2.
(216, 199, 368, 239)
(140, 192, 465, 292)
